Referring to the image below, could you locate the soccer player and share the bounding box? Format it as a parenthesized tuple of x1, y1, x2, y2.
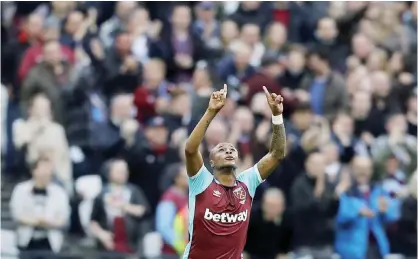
(183, 84, 286, 259)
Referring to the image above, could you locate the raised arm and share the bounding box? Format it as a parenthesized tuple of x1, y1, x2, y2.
(184, 84, 228, 177)
(257, 86, 286, 180)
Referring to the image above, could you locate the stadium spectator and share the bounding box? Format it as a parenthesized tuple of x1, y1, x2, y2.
(290, 152, 341, 259)
(320, 142, 344, 185)
(10, 155, 70, 258)
(128, 116, 181, 212)
(244, 188, 292, 259)
(331, 112, 368, 161)
(128, 7, 154, 64)
(219, 19, 240, 51)
(389, 171, 417, 257)
(1, 13, 44, 87)
(335, 156, 400, 259)
(149, 5, 208, 83)
(371, 113, 417, 178)
(59, 10, 86, 49)
(102, 31, 142, 98)
(90, 159, 149, 256)
(264, 22, 287, 59)
(216, 41, 256, 95)
(230, 2, 273, 32)
(300, 48, 349, 119)
(350, 91, 386, 140)
(278, 46, 307, 101)
(0, 2, 416, 258)
(12, 94, 72, 192)
(242, 53, 284, 105)
(156, 163, 188, 257)
(134, 59, 170, 124)
(21, 40, 76, 124)
(18, 23, 75, 83)
(99, 1, 138, 48)
(44, 1, 75, 29)
(193, 1, 221, 52)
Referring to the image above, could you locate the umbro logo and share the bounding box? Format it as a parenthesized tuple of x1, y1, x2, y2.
(213, 190, 221, 197)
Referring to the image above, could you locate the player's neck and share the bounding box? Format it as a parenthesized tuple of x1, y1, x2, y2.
(214, 169, 236, 187)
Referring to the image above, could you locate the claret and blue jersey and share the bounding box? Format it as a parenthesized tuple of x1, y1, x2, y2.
(183, 164, 264, 259)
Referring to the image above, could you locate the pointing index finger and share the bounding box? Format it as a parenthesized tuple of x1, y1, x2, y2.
(262, 86, 270, 98)
(223, 84, 228, 97)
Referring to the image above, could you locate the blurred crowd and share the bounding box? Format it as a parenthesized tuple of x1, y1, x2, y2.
(1, 1, 417, 259)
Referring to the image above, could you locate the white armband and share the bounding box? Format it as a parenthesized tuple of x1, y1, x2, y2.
(271, 114, 283, 125)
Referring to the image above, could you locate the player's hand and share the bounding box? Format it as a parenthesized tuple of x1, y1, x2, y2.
(262, 86, 283, 116)
(208, 84, 228, 112)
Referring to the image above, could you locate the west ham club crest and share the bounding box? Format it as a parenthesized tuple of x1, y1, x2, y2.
(233, 187, 246, 204)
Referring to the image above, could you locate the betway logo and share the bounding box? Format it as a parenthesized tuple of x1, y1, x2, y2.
(204, 208, 248, 223)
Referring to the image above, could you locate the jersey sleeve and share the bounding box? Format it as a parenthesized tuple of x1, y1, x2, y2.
(236, 164, 264, 198)
(188, 164, 213, 196)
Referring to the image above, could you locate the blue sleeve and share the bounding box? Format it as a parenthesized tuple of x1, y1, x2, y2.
(188, 165, 213, 196)
(236, 164, 264, 198)
(337, 194, 363, 224)
(156, 201, 177, 246)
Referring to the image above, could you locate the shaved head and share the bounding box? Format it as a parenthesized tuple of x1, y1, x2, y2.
(209, 142, 239, 171)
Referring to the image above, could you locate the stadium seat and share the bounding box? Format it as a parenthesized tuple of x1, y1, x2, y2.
(142, 232, 163, 258)
(75, 175, 103, 199)
(0, 229, 18, 258)
(75, 175, 102, 236)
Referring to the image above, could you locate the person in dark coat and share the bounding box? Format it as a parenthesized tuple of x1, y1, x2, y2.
(245, 188, 292, 259)
(90, 159, 150, 257)
(148, 5, 209, 83)
(291, 152, 341, 259)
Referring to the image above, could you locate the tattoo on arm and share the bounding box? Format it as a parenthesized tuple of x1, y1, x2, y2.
(258, 124, 286, 178)
(269, 124, 286, 159)
(204, 120, 210, 130)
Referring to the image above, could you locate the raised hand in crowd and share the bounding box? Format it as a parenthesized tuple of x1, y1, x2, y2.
(120, 119, 139, 146)
(90, 38, 105, 60)
(378, 196, 389, 213)
(335, 170, 352, 197)
(175, 54, 193, 69)
(147, 20, 163, 39)
(121, 56, 139, 73)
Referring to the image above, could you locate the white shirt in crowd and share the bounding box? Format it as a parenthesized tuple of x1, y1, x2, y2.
(9, 180, 70, 253)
